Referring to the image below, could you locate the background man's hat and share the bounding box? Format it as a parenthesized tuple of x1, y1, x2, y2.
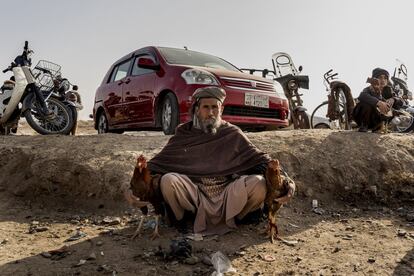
(372, 68, 389, 79)
(192, 86, 226, 103)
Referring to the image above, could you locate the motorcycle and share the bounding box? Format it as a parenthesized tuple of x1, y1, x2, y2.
(386, 60, 414, 132)
(272, 52, 311, 129)
(0, 41, 74, 135)
(49, 74, 83, 134)
(240, 52, 311, 129)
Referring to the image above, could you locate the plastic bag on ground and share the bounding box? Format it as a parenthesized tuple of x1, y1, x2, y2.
(210, 251, 236, 276)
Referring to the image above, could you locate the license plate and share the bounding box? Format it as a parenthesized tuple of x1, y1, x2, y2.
(245, 93, 269, 108)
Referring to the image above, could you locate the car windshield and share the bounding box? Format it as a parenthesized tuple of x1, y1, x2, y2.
(158, 47, 240, 72)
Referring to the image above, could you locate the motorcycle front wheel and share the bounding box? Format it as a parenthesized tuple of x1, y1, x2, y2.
(394, 113, 414, 133)
(24, 96, 73, 135)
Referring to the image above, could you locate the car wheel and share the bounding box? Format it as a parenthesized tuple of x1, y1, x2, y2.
(97, 111, 108, 134)
(161, 93, 179, 135)
(314, 122, 330, 129)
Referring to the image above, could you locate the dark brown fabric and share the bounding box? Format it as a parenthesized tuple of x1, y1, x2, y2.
(148, 121, 271, 178)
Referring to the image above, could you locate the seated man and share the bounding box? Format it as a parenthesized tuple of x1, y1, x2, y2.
(132, 86, 295, 235)
(353, 68, 391, 132)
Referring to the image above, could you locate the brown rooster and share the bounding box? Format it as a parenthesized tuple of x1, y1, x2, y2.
(265, 159, 293, 243)
(126, 155, 163, 240)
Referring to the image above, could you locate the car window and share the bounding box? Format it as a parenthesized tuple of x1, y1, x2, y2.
(158, 47, 240, 72)
(110, 59, 132, 82)
(131, 55, 155, 76)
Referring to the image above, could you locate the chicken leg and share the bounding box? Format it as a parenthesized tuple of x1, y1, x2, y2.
(265, 159, 285, 243)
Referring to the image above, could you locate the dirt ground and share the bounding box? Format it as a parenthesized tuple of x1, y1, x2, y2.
(0, 121, 413, 276)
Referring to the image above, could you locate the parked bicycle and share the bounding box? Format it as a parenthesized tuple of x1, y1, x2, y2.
(311, 70, 354, 130)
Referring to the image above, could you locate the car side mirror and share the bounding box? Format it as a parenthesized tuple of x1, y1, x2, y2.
(137, 57, 160, 70)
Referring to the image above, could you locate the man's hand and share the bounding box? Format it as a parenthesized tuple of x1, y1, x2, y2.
(377, 100, 390, 114)
(275, 178, 295, 205)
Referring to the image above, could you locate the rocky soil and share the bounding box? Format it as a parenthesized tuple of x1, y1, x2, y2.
(0, 121, 413, 275)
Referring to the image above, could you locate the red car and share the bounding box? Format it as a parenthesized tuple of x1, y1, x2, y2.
(93, 46, 289, 134)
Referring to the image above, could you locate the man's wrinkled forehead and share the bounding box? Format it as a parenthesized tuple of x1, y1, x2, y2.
(198, 97, 221, 106)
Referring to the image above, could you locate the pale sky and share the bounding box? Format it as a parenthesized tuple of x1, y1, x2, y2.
(1, 0, 413, 120)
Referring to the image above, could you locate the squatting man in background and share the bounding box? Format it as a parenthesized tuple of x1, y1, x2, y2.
(124, 86, 295, 235)
(353, 68, 403, 132)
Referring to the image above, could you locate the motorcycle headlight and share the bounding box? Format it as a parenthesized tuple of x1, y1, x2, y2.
(288, 79, 298, 90)
(181, 69, 219, 85)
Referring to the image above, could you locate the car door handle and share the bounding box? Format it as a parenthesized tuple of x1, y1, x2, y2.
(125, 91, 130, 95)
(117, 80, 124, 85)
(125, 78, 131, 84)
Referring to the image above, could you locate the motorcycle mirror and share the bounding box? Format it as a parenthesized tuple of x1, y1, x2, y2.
(298, 65, 303, 72)
(24, 41, 28, 50)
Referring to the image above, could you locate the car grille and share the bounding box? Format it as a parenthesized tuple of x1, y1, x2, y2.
(223, 106, 280, 119)
(220, 77, 275, 92)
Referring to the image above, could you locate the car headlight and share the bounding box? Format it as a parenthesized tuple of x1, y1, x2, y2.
(273, 80, 287, 99)
(181, 69, 219, 85)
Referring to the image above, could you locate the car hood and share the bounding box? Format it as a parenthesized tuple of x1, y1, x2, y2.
(190, 66, 274, 84)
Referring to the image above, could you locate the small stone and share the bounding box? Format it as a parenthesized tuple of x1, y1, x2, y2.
(102, 216, 121, 226)
(333, 247, 341, 253)
(186, 233, 203, 241)
(312, 208, 325, 215)
(184, 256, 199, 265)
(1, 239, 8, 244)
(96, 241, 103, 246)
(64, 230, 87, 242)
(170, 261, 179, 266)
(280, 238, 298, 246)
(397, 229, 407, 237)
(368, 257, 376, 263)
(35, 227, 49, 232)
(74, 259, 87, 267)
(97, 264, 112, 272)
(41, 252, 52, 258)
(236, 251, 246, 256)
(87, 252, 97, 260)
(406, 213, 414, 222)
(368, 185, 377, 196)
(201, 256, 212, 266)
(295, 256, 303, 262)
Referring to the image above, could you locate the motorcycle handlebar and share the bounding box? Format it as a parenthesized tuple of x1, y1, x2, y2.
(2, 68, 9, 73)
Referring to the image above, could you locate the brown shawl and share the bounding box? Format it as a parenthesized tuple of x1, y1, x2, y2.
(148, 121, 271, 177)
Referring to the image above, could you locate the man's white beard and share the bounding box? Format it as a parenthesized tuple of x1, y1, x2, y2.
(199, 116, 222, 134)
